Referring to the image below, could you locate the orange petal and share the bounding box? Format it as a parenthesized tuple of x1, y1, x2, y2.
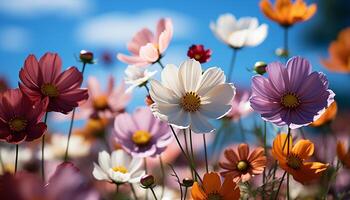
(203, 172, 221, 194)
(224, 148, 239, 164)
(291, 162, 328, 184)
(247, 147, 265, 162)
(260, 0, 280, 23)
(292, 139, 314, 160)
(302, 3, 317, 21)
(237, 143, 249, 160)
(311, 101, 337, 126)
(191, 182, 207, 200)
(219, 177, 240, 200)
(272, 133, 292, 161)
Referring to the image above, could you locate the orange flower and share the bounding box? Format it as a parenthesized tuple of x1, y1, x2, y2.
(337, 141, 350, 168)
(321, 27, 350, 73)
(311, 101, 337, 127)
(260, 0, 317, 27)
(272, 133, 328, 184)
(191, 172, 240, 200)
(219, 144, 267, 182)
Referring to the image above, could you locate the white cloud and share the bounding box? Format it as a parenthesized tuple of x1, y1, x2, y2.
(76, 10, 196, 48)
(0, 27, 29, 52)
(0, 0, 91, 17)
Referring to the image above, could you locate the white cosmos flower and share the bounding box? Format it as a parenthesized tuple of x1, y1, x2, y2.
(92, 150, 144, 184)
(124, 65, 157, 93)
(149, 59, 235, 133)
(210, 13, 268, 48)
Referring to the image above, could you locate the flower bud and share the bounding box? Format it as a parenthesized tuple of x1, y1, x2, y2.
(140, 174, 155, 188)
(275, 48, 289, 58)
(253, 61, 267, 75)
(145, 95, 154, 106)
(79, 50, 94, 63)
(182, 177, 194, 187)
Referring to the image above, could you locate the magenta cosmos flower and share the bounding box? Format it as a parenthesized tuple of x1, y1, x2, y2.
(0, 89, 47, 143)
(250, 56, 335, 129)
(114, 107, 172, 158)
(19, 53, 89, 114)
(117, 18, 173, 67)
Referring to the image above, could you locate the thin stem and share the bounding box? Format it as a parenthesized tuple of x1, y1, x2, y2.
(274, 171, 287, 200)
(169, 125, 202, 183)
(159, 156, 165, 199)
(14, 144, 19, 173)
(184, 187, 188, 200)
(150, 187, 158, 200)
(238, 118, 246, 142)
(129, 183, 138, 200)
(144, 84, 150, 95)
(81, 62, 87, 75)
(144, 158, 148, 173)
(64, 108, 76, 161)
(41, 112, 49, 181)
(262, 121, 267, 200)
(116, 184, 119, 194)
(286, 128, 291, 200)
(189, 129, 197, 181)
(202, 134, 209, 173)
(157, 60, 165, 69)
(227, 48, 238, 82)
(183, 130, 194, 179)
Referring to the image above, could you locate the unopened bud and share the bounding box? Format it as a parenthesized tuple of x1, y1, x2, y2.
(275, 48, 289, 58)
(254, 61, 267, 75)
(140, 174, 155, 188)
(80, 50, 94, 63)
(182, 177, 194, 187)
(145, 95, 154, 106)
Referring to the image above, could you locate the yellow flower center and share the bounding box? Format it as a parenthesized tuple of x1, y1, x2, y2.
(41, 83, 59, 97)
(132, 130, 152, 146)
(112, 166, 128, 174)
(194, 54, 202, 60)
(281, 93, 300, 108)
(207, 193, 223, 200)
(93, 95, 109, 110)
(236, 160, 249, 172)
(181, 92, 201, 112)
(287, 153, 303, 170)
(9, 117, 27, 132)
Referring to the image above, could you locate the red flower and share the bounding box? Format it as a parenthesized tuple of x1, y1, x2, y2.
(0, 89, 47, 144)
(187, 44, 212, 63)
(19, 53, 89, 114)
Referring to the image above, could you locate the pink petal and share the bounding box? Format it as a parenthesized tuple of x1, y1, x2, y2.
(39, 53, 62, 83)
(127, 28, 154, 55)
(25, 122, 47, 141)
(117, 53, 149, 67)
(139, 43, 159, 62)
(55, 67, 83, 92)
(19, 54, 42, 89)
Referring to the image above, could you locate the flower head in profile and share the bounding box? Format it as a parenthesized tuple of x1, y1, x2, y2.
(321, 27, 350, 73)
(337, 141, 350, 169)
(210, 14, 268, 49)
(311, 101, 337, 127)
(150, 59, 235, 133)
(117, 18, 173, 67)
(79, 76, 131, 120)
(272, 133, 328, 184)
(225, 89, 253, 121)
(114, 107, 172, 158)
(250, 56, 335, 129)
(19, 53, 88, 114)
(124, 65, 157, 92)
(92, 150, 145, 184)
(191, 172, 240, 200)
(260, 0, 317, 27)
(187, 44, 212, 63)
(220, 144, 266, 182)
(0, 89, 47, 144)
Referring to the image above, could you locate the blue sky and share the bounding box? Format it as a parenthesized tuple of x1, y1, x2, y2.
(0, 0, 349, 133)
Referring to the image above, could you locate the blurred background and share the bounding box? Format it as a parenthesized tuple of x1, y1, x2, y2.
(0, 0, 349, 134)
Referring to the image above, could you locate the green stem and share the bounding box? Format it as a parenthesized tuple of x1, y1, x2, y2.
(184, 187, 188, 200)
(150, 187, 158, 200)
(159, 156, 165, 199)
(189, 129, 197, 181)
(144, 84, 150, 95)
(144, 158, 148, 173)
(286, 128, 291, 200)
(274, 171, 287, 200)
(262, 121, 267, 200)
(41, 112, 49, 181)
(183, 130, 194, 179)
(64, 108, 76, 161)
(227, 48, 238, 82)
(157, 60, 165, 69)
(14, 144, 18, 173)
(130, 183, 138, 200)
(202, 134, 209, 173)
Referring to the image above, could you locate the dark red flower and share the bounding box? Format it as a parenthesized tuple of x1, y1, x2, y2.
(187, 44, 212, 63)
(0, 89, 47, 144)
(0, 77, 9, 93)
(19, 53, 89, 114)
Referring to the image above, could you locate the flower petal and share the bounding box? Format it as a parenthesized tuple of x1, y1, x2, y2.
(178, 59, 202, 92)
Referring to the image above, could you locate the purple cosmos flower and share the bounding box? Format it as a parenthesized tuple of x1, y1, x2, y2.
(114, 107, 172, 158)
(250, 56, 335, 129)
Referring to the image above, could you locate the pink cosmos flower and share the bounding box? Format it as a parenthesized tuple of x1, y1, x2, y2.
(19, 53, 89, 114)
(0, 89, 47, 144)
(79, 76, 131, 119)
(250, 56, 335, 129)
(114, 107, 172, 158)
(117, 18, 173, 67)
(226, 89, 253, 121)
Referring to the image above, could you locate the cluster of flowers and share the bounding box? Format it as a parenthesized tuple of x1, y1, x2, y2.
(1, 0, 350, 199)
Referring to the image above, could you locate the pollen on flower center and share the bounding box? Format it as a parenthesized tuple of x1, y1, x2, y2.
(236, 160, 249, 172)
(207, 192, 223, 200)
(287, 153, 303, 170)
(132, 130, 152, 146)
(281, 93, 300, 108)
(9, 117, 27, 132)
(181, 92, 201, 112)
(112, 166, 128, 174)
(194, 54, 201, 60)
(93, 95, 109, 110)
(41, 83, 59, 97)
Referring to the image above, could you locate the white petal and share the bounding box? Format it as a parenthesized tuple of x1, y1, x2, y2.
(98, 151, 111, 172)
(92, 163, 109, 181)
(108, 169, 131, 183)
(189, 112, 214, 133)
(197, 67, 225, 96)
(129, 157, 143, 173)
(245, 24, 268, 47)
(199, 104, 232, 119)
(129, 170, 145, 183)
(201, 84, 235, 105)
(161, 64, 184, 97)
(227, 29, 249, 48)
(236, 17, 258, 30)
(178, 59, 202, 92)
(150, 80, 179, 104)
(168, 109, 190, 129)
(111, 150, 131, 168)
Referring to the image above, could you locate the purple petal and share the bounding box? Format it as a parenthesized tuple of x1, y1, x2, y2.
(266, 62, 289, 93)
(286, 56, 312, 92)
